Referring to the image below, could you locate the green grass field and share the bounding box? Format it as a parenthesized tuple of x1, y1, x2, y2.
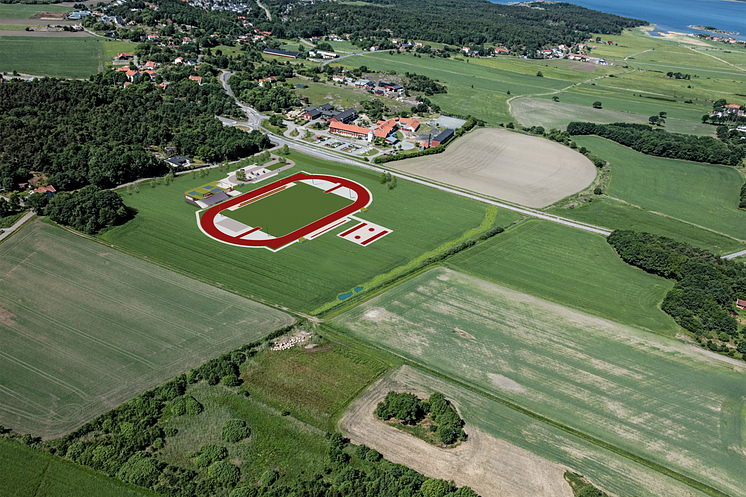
(290, 78, 412, 114)
(158, 381, 328, 486)
(101, 153, 490, 313)
(223, 181, 353, 237)
(240, 345, 385, 431)
(332, 268, 746, 497)
(552, 136, 746, 251)
(0, 220, 293, 438)
(448, 219, 678, 334)
(0, 438, 154, 497)
(0, 4, 69, 18)
(0, 37, 103, 77)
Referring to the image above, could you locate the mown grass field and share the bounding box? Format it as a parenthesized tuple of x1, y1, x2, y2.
(0, 37, 103, 77)
(448, 219, 678, 334)
(553, 136, 746, 251)
(240, 345, 385, 431)
(0, 438, 154, 497)
(332, 268, 746, 497)
(0, 220, 293, 438)
(290, 78, 412, 114)
(101, 153, 493, 313)
(158, 380, 329, 486)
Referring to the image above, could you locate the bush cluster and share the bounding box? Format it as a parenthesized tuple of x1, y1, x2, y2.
(375, 391, 467, 445)
(221, 419, 251, 443)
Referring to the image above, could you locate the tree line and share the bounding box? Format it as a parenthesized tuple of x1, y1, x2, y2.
(567, 122, 745, 166)
(279, 0, 647, 51)
(607, 231, 746, 346)
(0, 77, 269, 191)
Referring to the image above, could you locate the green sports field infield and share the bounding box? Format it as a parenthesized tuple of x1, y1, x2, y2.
(222, 181, 353, 237)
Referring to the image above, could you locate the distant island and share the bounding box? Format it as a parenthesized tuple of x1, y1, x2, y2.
(689, 25, 740, 35)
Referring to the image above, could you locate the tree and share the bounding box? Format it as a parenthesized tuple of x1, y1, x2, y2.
(281, 143, 290, 155)
(25, 193, 48, 214)
(222, 419, 251, 443)
(208, 460, 240, 485)
(552, 95, 559, 102)
(536, 71, 543, 77)
(592, 101, 602, 109)
(649, 115, 659, 126)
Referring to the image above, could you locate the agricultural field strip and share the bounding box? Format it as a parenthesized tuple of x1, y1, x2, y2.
(333, 268, 746, 497)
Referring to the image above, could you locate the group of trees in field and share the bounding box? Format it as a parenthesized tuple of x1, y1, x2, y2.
(607, 231, 746, 342)
(404, 73, 447, 95)
(0, 77, 268, 191)
(567, 122, 746, 166)
(2, 321, 481, 497)
(279, 0, 646, 50)
(44, 186, 128, 234)
(375, 391, 467, 445)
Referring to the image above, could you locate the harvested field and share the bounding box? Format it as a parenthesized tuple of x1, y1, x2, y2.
(339, 367, 573, 497)
(390, 128, 595, 208)
(0, 221, 294, 438)
(0, 18, 77, 25)
(333, 268, 746, 497)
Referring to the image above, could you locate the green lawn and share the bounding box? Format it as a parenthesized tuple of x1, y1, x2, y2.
(448, 219, 678, 334)
(554, 136, 746, 251)
(0, 37, 103, 77)
(223, 181, 353, 237)
(240, 345, 385, 431)
(101, 153, 489, 313)
(0, 220, 293, 438)
(0, 438, 154, 497)
(333, 268, 746, 497)
(291, 78, 412, 114)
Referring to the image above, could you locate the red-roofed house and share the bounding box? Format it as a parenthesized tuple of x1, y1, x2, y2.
(174, 56, 184, 64)
(398, 118, 419, 132)
(31, 185, 56, 197)
(144, 61, 157, 68)
(372, 119, 398, 139)
(737, 299, 746, 309)
(125, 69, 140, 81)
(189, 75, 202, 85)
(117, 52, 133, 60)
(329, 122, 373, 140)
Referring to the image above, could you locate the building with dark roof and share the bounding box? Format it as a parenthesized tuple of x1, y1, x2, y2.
(329, 108, 358, 124)
(262, 48, 299, 58)
(431, 128, 454, 147)
(302, 106, 322, 120)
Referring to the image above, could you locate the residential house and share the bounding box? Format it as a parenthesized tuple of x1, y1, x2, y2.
(189, 75, 203, 85)
(398, 118, 419, 132)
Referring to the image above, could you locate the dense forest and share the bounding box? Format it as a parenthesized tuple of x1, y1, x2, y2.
(567, 122, 746, 166)
(0, 77, 268, 191)
(0, 326, 479, 497)
(280, 0, 647, 50)
(607, 231, 746, 347)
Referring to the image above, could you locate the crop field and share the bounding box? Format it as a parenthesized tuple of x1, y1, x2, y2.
(158, 381, 329, 486)
(448, 219, 678, 334)
(0, 438, 154, 497)
(0, 37, 103, 77)
(339, 365, 714, 497)
(511, 97, 715, 136)
(0, 220, 293, 438)
(338, 368, 574, 497)
(101, 153, 492, 313)
(332, 268, 746, 497)
(240, 345, 385, 431)
(391, 128, 596, 208)
(558, 136, 746, 248)
(0, 4, 69, 18)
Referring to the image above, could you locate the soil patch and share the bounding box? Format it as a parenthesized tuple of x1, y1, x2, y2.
(454, 328, 475, 340)
(30, 12, 66, 20)
(391, 128, 595, 208)
(339, 367, 573, 497)
(0, 30, 90, 36)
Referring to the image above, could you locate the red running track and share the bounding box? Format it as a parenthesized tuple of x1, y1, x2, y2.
(199, 172, 371, 250)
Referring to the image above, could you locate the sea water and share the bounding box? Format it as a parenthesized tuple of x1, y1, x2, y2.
(489, 0, 746, 41)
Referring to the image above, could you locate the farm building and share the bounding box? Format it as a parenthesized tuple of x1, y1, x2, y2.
(379, 82, 403, 92)
(302, 106, 322, 120)
(431, 128, 454, 147)
(263, 48, 299, 58)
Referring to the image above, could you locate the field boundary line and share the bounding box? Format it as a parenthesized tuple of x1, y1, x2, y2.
(320, 324, 732, 497)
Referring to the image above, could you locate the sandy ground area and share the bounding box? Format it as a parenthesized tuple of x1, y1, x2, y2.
(392, 128, 595, 208)
(338, 366, 574, 497)
(656, 32, 711, 47)
(0, 29, 90, 36)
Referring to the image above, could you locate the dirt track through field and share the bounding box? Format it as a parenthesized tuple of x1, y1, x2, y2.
(391, 128, 595, 208)
(0, 30, 90, 36)
(339, 367, 573, 497)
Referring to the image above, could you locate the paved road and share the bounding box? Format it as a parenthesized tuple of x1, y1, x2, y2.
(217, 72, 613, 237)
(721, 249, 746, 260)
(256, 0, 271, 20)
(0, 211, 35, 243)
